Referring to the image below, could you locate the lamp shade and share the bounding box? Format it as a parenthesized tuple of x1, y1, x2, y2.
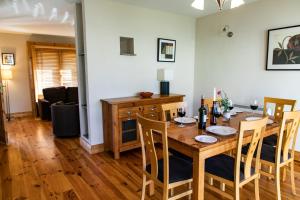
(1, 69, 13, 80)
(157, 69, 174, 81)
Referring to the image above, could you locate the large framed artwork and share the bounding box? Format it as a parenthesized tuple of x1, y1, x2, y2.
(157, 38, 176, 62)
(266, 25, 300, 70)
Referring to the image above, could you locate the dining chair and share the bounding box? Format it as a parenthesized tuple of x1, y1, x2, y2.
(161, 102, 185, 121)
(258, 111, 300, 200)
(205, 117, 268, 200)
(263, 97, 296, 146)
(137, 114, 193, 200)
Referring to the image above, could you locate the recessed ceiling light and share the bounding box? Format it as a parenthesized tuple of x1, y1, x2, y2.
(49, 8, 58, 21)
(191, 0, 204, 10)
(231, 0, 245, 9)
(61, 11, 70, 23)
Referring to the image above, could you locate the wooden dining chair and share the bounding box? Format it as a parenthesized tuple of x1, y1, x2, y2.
(161, 102, 185, 122)
(258, 111, 300, 200)
(137, 114, 193, 200)
(263, 97, 296, 147)
(205, 117, 268, 200)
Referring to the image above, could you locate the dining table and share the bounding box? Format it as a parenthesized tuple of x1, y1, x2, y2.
(157, 112, 280, 200)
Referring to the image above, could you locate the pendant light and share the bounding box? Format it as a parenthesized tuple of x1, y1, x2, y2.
(191, 0, 245, 11)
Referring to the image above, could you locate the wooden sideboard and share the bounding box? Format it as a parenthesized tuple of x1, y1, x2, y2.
(101, 94, 185, 159)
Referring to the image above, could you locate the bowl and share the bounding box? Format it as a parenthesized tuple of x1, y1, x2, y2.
(139, 92, 153, 98)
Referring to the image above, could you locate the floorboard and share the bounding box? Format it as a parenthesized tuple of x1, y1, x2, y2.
(1, 117, 300, 200)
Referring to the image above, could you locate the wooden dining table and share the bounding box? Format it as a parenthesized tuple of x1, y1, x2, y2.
(160, 112, 280, 200)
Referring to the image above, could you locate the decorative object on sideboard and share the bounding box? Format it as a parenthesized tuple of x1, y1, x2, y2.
(1, 53, 15, 65)
(191, 0, 245, 11)
(266, 25, 300, 70)
(157, 69, 174, 95)
(222, 25, 234, 38)
(157, 38, 176, 62)
(139, 92, 154, 98)
(1, 68, 13, 121)
(120, 37, 136, 56)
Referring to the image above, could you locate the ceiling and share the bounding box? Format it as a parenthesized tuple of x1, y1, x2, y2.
(111, 0, 259, 17)
(0, 0, 259, 37)
(0, 0, 78, 37)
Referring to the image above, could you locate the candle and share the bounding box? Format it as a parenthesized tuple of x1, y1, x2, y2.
(213, 88, 216, 101)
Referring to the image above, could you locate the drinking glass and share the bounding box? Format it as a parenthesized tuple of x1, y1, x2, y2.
(177, 107, 186, 128)
(228, 100, 234, 111)
(250, 100, 258, 115)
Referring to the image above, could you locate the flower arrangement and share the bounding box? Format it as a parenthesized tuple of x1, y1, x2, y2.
(217, 90, 230, 113)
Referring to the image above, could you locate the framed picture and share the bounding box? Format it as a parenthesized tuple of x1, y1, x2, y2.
(157, 38, 176, 62)
(2, 53, 15, 65)
(266, 25, 300, 70)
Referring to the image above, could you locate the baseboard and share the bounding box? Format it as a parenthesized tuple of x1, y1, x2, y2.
(10, 112, 33, 118)
(80, 138, 104, 154)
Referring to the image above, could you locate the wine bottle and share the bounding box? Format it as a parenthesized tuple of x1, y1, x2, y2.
(198, 96, 207, 130)
(210, 101, 217, 125)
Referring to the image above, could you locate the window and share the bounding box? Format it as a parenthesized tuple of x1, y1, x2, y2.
(33, 48, 77, 100)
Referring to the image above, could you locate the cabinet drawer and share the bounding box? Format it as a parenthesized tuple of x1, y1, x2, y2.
(119, 107, 141, 118)
(144, 112, 159, 120)
(143, 105, 160, 114)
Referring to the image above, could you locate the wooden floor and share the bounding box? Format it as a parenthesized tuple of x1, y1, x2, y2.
(1, 117, 300, 200)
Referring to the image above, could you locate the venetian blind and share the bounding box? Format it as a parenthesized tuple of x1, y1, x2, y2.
(34, 48, 77, 99)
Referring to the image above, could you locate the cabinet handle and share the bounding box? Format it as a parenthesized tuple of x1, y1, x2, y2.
(128, 111, 131, 115)
(151, 108, 156, 111)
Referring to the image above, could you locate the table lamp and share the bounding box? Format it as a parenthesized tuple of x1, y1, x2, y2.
(157, 69, 174, 95)
(1, 68, 13, 121)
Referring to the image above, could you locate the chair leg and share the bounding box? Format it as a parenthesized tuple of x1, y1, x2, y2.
(141, 175, 147, 200)
(282, 167, 287, 182)
(162, 184, 168, 200)
(290, 161, 296, 195)
(254, 178, 260, 200)
(149, 180, 155, 196)
(275, 167, 282, 200)
(234, 186, 240, 200)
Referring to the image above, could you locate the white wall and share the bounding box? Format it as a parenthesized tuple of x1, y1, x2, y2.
(194, 0, 300, 150)
(0, 33, 75, 114)
(83, 0, 196, 145)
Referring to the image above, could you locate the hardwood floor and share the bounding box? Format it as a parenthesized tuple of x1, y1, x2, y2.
(1, 117, 300, 200)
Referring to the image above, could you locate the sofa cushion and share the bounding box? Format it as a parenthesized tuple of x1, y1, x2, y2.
(43, 87, 66, 104)
(66, 87, 79, 103)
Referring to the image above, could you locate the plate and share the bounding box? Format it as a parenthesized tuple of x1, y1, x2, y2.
(230, 111, 237, 116)
(195, 135, 217, 144)
(206, 126, 237, 136)
(174, 117, 197, 124)
(234, 108, 243, 113)
(245, 117, 274, 125)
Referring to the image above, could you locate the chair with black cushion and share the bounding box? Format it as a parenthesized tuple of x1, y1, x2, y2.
(205, 117, 268, 200)
(263, 97, 296, 146)
(258, 111, 300, 200)
(38, 86, 67, 120)
(51, 102, 80, 137)
(137, 114, 193, 200)
(66, 87, 79, 103)
(160, 102, 193, 163)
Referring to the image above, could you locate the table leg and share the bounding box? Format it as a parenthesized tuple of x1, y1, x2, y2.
(192, 151, 205, 200)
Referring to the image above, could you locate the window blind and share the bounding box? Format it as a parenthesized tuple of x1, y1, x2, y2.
(34, 48, 77, 99)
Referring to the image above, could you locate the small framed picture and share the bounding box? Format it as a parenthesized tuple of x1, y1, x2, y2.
(2, 53, 15, 65)
(157, 38, 176, 62)
(266, 25, 300, 70)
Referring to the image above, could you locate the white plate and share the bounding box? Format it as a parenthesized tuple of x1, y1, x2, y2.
(206, 126, 237, 136)
(193, 116, 199, 120)
(233, 108, 243, 113)
(174, 117, 197, 124)
(195, 135, 217, 144)
(230, 111, 237, 116)
(245, 117, 274, 125)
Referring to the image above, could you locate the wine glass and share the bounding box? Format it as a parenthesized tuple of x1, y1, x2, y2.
(250, 100, 258, 115)
(177, 107, 186, 128)
(228, 100, 234, 111)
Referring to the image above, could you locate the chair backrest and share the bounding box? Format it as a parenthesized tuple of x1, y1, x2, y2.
(137, 114, 169, 184)
(202, 98, 214, 110)
(235, 117, 268, 183)
(263, 97, 296, 121)
(161, 102, 185, 121)
(276, 111, 300, 164)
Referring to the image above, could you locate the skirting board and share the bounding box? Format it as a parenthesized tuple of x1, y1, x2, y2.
(10, 112, 33, 118)
(80, 138, 104, 154)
